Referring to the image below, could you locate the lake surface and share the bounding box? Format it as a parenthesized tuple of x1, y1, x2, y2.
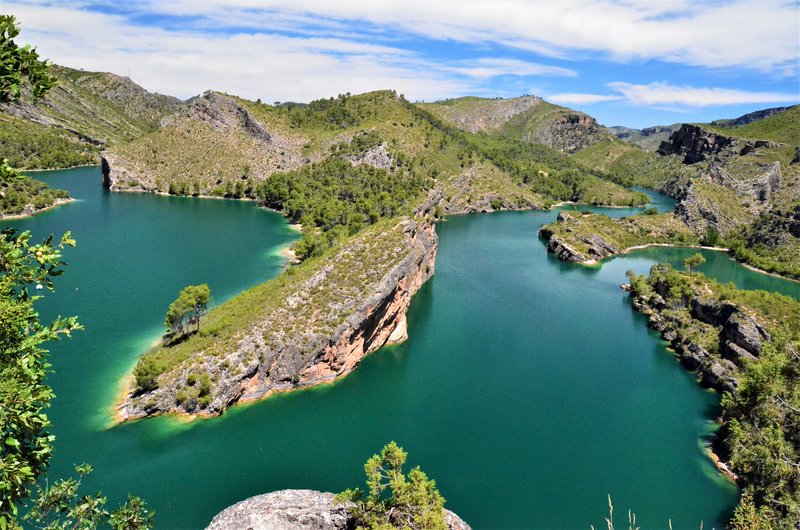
(13, 167, 800, 529)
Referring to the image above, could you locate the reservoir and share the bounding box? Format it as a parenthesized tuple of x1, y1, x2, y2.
(14, 167, 799, 528)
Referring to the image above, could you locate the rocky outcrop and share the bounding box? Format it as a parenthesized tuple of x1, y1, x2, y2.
(746, 204, 800, 249)
(346, 142, 393, 170)
(658, 124, 735, 164)
(627, 266, 774, 393)
(657, 124, 781, 165)
(100, 157, 112, 188)
(538, 211, 620, 263)
(432, 95, 542, 133)
(173, 91, 273, 143)
(205, 490, 471, 530)
(118, 219, 438, 420)
(535, 113, 603, 153)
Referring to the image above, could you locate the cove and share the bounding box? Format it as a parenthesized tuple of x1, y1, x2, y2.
(11, 167, 800, 529)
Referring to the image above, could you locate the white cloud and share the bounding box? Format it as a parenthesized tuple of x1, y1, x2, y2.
(446, 58, 576, 79)
(548, 82, 799, 108)
(547, 93, 624, 105)
(8, 3, 552, 102)
(75, 0, 800, 72)
(608, 82, 799, 107)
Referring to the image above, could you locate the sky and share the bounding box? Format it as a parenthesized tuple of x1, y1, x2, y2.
(5, 0, 800, 128)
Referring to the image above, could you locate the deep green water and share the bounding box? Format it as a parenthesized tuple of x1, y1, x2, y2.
(12, 167, 800, 529)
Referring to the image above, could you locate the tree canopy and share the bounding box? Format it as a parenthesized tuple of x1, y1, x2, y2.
(683, 252, 706, 274)
(0, 15, 57, 104)
(164, 284, 211, 337)
(336, 442, 447, 530)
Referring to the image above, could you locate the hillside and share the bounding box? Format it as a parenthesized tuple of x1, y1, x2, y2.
(0, 65, 183, 169)
(544, 107, 800, 278)
(420, 96, 610, 153)
(104, 90, 644, 211)
(109, 89, 651, 419)
(626, 265, 800, 525)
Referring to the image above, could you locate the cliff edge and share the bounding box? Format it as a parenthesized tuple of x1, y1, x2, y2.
(118, 218, 437, 420)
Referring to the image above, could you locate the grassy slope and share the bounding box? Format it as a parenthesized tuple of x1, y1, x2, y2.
(0, 115, 98, 169)
(0, 65, 183, 169)
(137, 218, 413, 384)
(110, 91, 643, 208)
(702, 105, 800, 144)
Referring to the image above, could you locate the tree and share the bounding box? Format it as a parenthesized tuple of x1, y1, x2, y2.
(0, 15, 57, 104)
(683, 252, 706, 274)
(701, 225, 721, 247)
(24, 464, 154, 530)
(0, 18, 152, 529)
(0, 230, 80, 526)
(164, 284, 211, 337)
(336, 442, 447, 530)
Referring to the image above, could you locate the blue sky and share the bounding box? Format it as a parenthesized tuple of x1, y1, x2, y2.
(6, 0, 800, 128)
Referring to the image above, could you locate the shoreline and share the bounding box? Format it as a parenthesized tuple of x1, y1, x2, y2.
(21, 162, 99, 173)
(576, 242, 800, 285)
(0, 197, 76, 220)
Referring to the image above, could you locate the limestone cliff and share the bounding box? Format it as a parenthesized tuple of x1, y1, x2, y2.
(118, 219, 437, 420)
(205, 490, 471, 530)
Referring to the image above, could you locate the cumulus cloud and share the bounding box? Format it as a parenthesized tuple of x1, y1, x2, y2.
(549, 82, 799, 108)
(6, 2, 580, 102)
(547, 93, 624, 105)
(77, 0, 800, 72)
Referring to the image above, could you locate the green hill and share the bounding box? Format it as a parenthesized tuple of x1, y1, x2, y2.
(105, 90, 644, 211)
(0, 65, 184, 169)
(421, 95, 610, 153)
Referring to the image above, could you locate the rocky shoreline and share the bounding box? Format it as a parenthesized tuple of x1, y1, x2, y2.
(624, 264, 773, 394)
(116, 218, 438, 421)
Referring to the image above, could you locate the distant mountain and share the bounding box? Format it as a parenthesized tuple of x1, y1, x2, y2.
(605, 124, 681, 151)
(711, 105, 795, 128)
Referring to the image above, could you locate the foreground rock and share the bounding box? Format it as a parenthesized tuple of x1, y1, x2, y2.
(118, 218, 437, 420)
(205, 490, 471, 530)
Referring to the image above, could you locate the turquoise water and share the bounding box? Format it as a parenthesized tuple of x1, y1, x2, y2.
(12, 167, 800, 529)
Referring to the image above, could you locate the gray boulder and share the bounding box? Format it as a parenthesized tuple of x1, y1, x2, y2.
(206, 489, 472, 530)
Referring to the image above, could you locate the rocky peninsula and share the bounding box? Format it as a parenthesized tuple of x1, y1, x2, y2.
(118, 218, 437, 420)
